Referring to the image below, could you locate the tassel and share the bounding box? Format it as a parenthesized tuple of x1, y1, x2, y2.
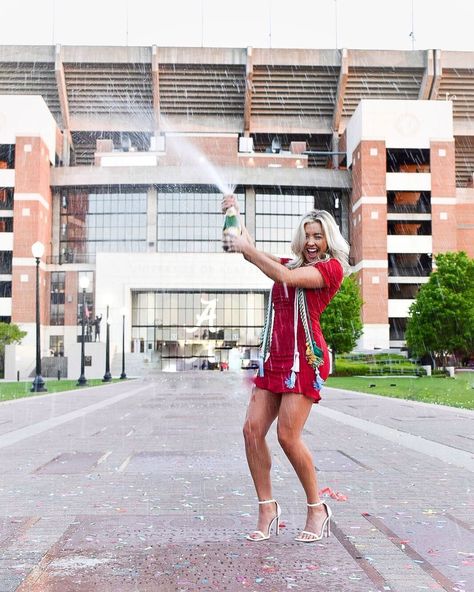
(285, 370, 296, 389)
(291, 351, 300, 373)
(313, 369, 325, 391)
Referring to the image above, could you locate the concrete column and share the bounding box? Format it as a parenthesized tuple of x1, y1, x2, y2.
(245, 186, 256, 239)
(351, 140, 389, 349)
(51, 191, 61, 260)
(339, 191, 350, 243)
(62, 132, 71, 166)
(332, 132, 339, 169)
(147, 187, 157, 252)
(430, 140, 457, 254)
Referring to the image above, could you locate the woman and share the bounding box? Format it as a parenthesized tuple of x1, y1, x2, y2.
(222, 196, 350, 543)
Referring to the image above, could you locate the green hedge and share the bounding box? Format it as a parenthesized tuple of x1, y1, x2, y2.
(333, 357, 426, 377)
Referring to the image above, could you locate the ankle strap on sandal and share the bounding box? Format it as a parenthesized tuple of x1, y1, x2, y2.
(258, 499, 276, 505)
(307, 501, 324, 507)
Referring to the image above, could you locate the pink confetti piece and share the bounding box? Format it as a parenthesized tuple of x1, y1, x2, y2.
(319, 487, 348, 501)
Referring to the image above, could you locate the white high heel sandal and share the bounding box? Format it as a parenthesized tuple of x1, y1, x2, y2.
(294, 501, 332, 543)
(245, 499, 281, 542)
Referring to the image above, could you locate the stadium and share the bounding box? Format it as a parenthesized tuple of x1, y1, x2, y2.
(0, 44, 473, 379)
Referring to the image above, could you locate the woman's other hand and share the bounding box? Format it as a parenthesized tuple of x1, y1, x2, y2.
(222, 232, 249, 254)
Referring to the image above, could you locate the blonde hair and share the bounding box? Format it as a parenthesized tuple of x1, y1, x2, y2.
(287, 210, 350, 274)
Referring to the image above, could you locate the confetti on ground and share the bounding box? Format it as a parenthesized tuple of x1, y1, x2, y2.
(319, 487, 348, 501)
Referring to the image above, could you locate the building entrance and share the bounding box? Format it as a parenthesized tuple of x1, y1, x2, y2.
(131, 290, 267, 371)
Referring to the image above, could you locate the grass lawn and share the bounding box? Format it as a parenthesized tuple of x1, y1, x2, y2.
(325, 372, 474, 410)
(0, 378, 124, 402)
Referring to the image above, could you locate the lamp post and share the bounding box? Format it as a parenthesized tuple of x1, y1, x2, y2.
(77, 275, 90, 386)
(102, 305, 112, 382)
(31, 241, 47, 392)
(120, 307, 127, 379)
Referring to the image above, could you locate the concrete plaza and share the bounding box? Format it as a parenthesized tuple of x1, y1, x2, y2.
(0, 371, 472, 591)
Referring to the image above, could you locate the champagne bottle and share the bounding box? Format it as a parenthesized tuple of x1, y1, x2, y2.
(222, 202, 241, 252)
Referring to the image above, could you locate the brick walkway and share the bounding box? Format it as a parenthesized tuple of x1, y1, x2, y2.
(0, 372, 472, 591)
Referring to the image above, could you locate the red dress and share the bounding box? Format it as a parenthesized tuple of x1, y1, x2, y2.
(254, 258, 343, 403)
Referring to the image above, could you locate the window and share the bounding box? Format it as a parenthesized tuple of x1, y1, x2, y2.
(388, 254, 432, 277)
(49, 335, 64, 357)
(156, 187, 245, 252)
(0, 218, 13, 232)
(131, 290, 267, 369)
(387, 191, 431, 214)
(389, 318, 408, 341)
(0, 252, 12, 274)
(60, 188, 147, 262)
(50, 272, 65, 326)
(388, 283, 420, 299)
(386, 149, 430, 173)
(0, 282, 12, 297)
(0, 188, 14, 210)
(77, 271, 94, 330)
(256, 191, 314, 255)
(0, 145, 15, 169)
(387, 220, 431, 236)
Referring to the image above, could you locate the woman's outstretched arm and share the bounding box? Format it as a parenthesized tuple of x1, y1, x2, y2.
(224, 233, 327, 290)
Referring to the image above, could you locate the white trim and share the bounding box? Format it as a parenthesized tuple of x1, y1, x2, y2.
(0, 169, 15, 187)
(387, 213, 431, 221)
(0, 274, 12, 281)
(387, 235, 432, 254)
(0, 297, 12, 316)
(352, 196, 386, 212)
(0, 233, 13, 251)
(13, 193, 50, 210)
(357, 323, 390, 350)
(389, 340, 406, 348)
(12, 257, 48, 269)
(166, 132, 238, 138)
(388, 276, 429, 284)
(386, 172, 431, 191)
(351, 259, 388, 273)
(388, 299, 414, 317)
(431, 197, 456, 205)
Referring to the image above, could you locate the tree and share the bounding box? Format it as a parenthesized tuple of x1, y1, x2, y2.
(405, 252, 474, 367)
(320, 275, 363, 366)
(0, 322, 27, 377)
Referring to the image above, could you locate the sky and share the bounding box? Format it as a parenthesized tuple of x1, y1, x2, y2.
(2, 0, 474, 51)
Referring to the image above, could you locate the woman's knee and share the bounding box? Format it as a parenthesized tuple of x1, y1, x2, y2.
(243, 417, 267, 444)
(277, 425, 299, 452)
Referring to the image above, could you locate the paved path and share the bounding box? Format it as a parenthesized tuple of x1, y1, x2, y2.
(0, 372, 472, 591)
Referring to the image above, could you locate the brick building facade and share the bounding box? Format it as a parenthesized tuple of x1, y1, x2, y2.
(0, 46, 473, 379)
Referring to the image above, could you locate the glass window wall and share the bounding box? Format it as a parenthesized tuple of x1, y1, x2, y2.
(255, 191, 315, 255)
(50, 271, 65, 326)
(157, 187, 245, 252)
(60, 188, 147, 262)
(131, 289, 266, 371)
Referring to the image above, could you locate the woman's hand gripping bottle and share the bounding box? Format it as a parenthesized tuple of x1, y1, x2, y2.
(222, 195, 241, 251)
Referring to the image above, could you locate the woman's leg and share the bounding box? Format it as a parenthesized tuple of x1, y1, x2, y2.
(243, 387, 281, 535)
(277, 394, 328, 540)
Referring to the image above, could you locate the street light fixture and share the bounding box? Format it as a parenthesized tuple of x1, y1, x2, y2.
(102, 305, 112, 382)
(120, 307, 127, 380)
(31, 241, 47, 393)
(77, 275, 90, 386)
